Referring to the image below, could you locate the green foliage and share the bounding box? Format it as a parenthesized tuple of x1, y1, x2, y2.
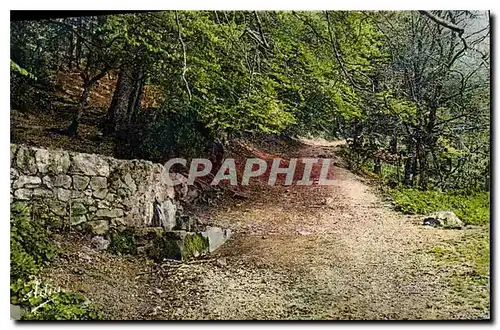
(183, 233, 209, 259)
(10, 10, 489, 190)
(147, 232, 182, 262)
(17, 277, 103, 320)
(428, 230, 489, 313)
(108, 229, 137, 255)
(10, 202, 103, 320)
(10, 60, 36, 80)
(115, 108, 213, 162)
(10, 202, 58, 284)
(387, 188, 490, 225)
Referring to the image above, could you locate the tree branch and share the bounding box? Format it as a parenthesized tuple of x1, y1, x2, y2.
(174, 11, 192, 101)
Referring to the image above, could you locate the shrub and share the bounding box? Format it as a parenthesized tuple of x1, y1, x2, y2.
(108, 229, 137, 255)
(387, 188, 490, 226)
(10, 202, 103, 320)
(10, 202, 58, 283)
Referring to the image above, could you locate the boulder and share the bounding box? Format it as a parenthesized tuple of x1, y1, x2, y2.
(423, 211, 464, 229)
(10, 304, 22, 320)
(91, 235, 110, 251)
(151, 199, 177, 230)
(201, 226, 233, 253)
(146, 231, 209, 261)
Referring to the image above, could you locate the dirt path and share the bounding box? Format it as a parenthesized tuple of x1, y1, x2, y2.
(156, 139, 488, 320)
(42, 139, 489, 320)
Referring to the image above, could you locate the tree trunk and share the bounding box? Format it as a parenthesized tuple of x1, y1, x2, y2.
(75, 17, 83, 69)
(403, 156, 412, 185)
(374, 158, 381, 175)
(67, 68, 109, 136)
(104, 65, 144, 135)
(67, 82, 92, 137)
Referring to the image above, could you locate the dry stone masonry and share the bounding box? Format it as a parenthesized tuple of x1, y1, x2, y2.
(10, 144, 223, 236)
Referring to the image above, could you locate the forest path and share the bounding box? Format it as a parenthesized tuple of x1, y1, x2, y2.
(162, 138, 486, 320)
(43, 138, 488, 320)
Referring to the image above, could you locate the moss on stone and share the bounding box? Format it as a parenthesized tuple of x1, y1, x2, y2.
(146, 232, 182, 262)
(108, 229, 137, 255)
(182, 233, 209, 259)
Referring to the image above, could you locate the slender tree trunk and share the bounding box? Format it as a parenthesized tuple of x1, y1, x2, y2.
(67, 68, 109, 136)
(404, 155, 412, 185)
(374, 158, 381, 175)
(67, 82, 92, 136)
(75, 18, 83, 69)
(68, 30, 74, 70)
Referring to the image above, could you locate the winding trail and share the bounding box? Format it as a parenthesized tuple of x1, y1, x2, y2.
(43, 138, 489, 320)
(160, 139, 487, 320)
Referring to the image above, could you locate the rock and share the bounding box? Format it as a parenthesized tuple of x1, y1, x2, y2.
(13, 175, 41, 189)
(93, 189, 108, 199)
(70, 215, 87, 226)
(91, 235, 110, 251)
(10, 168, 19, 181)
(71, 153, 110, 176)
(106, 193, 116, 202)
(10, 304, 22, 320)
(110, 218, 126, 227)
(16, 146, 37, 174)
(32, 188, 53, 198)
(96, 208, 124, 218)
(73, 175, 90, 191)
(423, 211, 464, 229)
(324, 197, 335, 207)
(86, 220, 109, 235)
(55, 188, 71, 202)
(90, 176, 108, 191)
(71, 190, 84, 199)
(35, 149, 70, 174)
(71, 202, 88, 216)
(14, 188, 32, 200)
(53, 174, 72, 188)
(35, 148, 50, 173)
(97, 200, 110, 209)
(216, 257, 228, 267)
(42, 175, 52, 189)
(147, 231, 209, 261)
(123, 173, 137, 192)
(48, 200, 67, 216)
(10, 144, 18, 162)
(201, 226, 232, 253)
(151, 199, 177, 230)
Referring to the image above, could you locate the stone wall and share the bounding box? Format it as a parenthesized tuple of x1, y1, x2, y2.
(10, 144, 189, 235)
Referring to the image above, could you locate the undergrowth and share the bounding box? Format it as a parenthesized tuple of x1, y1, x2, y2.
(386, 188, 490, 226)
(10, 202, 103, 320)
(428, 230, 490, 316)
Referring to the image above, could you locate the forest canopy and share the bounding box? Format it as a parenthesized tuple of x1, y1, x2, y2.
(10, 10, 490, 192)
